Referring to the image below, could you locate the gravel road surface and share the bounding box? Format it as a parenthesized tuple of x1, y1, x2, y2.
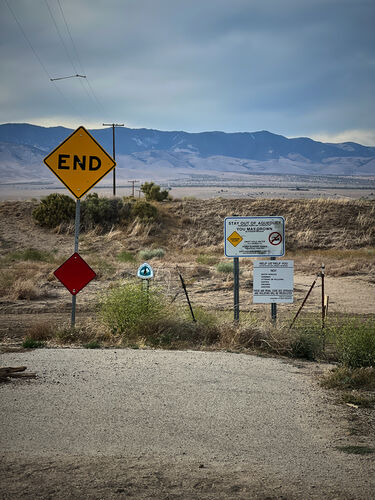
(1, 349, 374, 499)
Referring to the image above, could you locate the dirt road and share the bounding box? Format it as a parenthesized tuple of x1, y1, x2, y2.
(1, 349, 374, 499)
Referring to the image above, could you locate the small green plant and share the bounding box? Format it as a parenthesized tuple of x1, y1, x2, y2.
(336, 445, 374, 455)
(7, 248, 55, 263)
(22, 338, 45, 349)
(141, 182, 169, 202)
(216, 261, 234, 273)
(32, 193, 75, 228)
(341, 392, 374, 408)
(131, 200, 158, 221)
(196, 254, 218, 266)
(320, 366, 375, 390)
(290, 333, 322, 360)
(336, 319, 375, 368)
(138, 248, 165, 260)
(83, 341, 101, 349)
(56, 326, 86, 344)
(117, 251, 135, 263)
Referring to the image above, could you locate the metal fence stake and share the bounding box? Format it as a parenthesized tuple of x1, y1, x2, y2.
(177, 268, 196, 322)
(289, 278, 317, 330)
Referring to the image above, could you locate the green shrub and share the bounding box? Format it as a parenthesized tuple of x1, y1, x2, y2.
(32, 193, 75, 228)
(131, 200, 158, 221)
(138, 248, 165, 260)
(290, 331, 322, 360)
(216, 261, 235, 273)
(83, 341, 101, 349)
(117, 251, 135, 262)
(141, 182, 169, 202)
(7, 247, 55, 263)
(336, 319, 375, 368)
(320, 366, 375, 390)
(196, 254, 218, 266)
(98, 282, 167, 337)
(22, 338, 45, 349)
(81, 193, 124, 230)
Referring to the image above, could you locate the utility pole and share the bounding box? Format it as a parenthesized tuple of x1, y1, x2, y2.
(102, 123, 124, 196)
(128, 180, 138, 197)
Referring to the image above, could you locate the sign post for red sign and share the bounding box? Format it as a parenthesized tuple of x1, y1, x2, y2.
(46, 126, 115, 326)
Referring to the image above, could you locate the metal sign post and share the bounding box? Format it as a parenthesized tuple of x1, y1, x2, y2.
(233, 257, 240, 322)
(71, 199, 80, 327)
(137, 262, 154, 311)
(270, 256, 277, 324)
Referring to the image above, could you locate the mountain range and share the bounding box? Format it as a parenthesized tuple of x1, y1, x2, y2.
(1, 123, 375, 185)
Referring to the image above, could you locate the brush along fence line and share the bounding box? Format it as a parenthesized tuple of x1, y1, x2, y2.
(127, 263, 324, 318)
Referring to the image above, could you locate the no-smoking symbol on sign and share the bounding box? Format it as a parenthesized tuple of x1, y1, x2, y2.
(269, 232, 282, 245)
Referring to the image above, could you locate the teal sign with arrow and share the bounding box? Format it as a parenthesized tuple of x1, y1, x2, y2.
(137, 262, 154, 280)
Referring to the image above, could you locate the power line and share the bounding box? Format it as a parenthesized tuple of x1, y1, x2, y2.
(44, 0, 78, 74)
(56, 0, 85, 74)
(55, 0, 107, 116)
(3, 0, 81, 118)
(44, 0, 98, 112)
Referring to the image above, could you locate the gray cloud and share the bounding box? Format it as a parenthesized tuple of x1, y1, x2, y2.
(1, 0, 374, 143)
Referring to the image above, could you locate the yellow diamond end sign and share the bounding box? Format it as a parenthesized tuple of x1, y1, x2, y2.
(44, 126, 116, 199)
(227, 231, 243, 247)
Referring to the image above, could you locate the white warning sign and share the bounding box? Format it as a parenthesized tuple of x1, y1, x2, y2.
(224, 216, 285, 257)
(253, 260, 294, 303)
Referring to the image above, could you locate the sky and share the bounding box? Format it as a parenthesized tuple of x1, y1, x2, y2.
(1, 0, 375, 145)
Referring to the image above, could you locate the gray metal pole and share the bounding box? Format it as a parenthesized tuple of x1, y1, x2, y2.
(71, 198, 80, 327)
(270, 256, 277, 325)
(233, 257, 240, 322)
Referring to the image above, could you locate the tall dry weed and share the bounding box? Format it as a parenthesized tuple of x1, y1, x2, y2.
(9, 278, 41, 300)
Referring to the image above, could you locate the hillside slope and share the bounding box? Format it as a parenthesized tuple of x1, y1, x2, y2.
(1, 123, 375, 184)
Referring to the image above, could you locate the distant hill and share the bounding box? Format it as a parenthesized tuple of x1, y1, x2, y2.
(1, 123, 375, 185)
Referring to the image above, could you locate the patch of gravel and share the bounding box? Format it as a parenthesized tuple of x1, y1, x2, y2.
(1, 349, 374, 498)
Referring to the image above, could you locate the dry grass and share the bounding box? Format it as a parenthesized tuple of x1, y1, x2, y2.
(26, 320, 56, 341)
(321, 366, 375, 391)
(9, 278, 41, 300)
(165, 198, 375, 251)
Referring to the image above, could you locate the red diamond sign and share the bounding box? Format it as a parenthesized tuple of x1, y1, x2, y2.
(54, 253, 96, 295)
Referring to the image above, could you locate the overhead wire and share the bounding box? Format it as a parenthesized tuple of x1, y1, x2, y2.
(3, 0, 85, 122)
(55, 0, 107, 116)
(44, 0, 97, 112)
